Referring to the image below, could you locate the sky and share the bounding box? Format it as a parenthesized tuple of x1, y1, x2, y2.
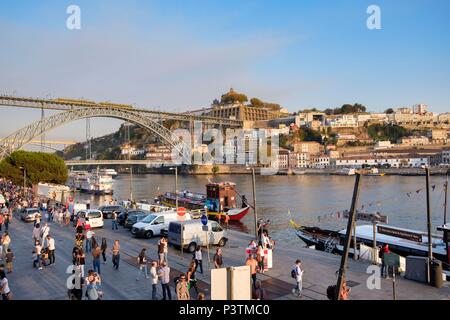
(0, 0, 449, 142)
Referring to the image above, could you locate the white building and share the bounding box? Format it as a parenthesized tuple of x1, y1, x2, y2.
(374, 141, 392, 149)
(332, 155, 429, 168)
(311, 154, 330, 169)
(326, 115, 358, 128)
(289, 152, 310, 168)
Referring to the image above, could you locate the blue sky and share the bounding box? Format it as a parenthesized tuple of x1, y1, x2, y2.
(0, 0, 449, 141)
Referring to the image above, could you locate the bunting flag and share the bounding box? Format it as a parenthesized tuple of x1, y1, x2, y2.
(432, 185, 436, 191)
(416, 189, 422, 194)
(407, 192, 412, 197)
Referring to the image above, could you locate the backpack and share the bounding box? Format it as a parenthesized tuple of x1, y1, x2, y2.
(291, 268, 297, 279)
(326, 285, 337, 300)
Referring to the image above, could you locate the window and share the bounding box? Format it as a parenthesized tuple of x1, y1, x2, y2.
(89, 211, 102, 219)
(212, 222, 222, 232)
(153, 216, 164, 225)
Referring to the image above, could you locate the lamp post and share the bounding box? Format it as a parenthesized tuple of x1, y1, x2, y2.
(247, 167, 258, 240)
(424, 166, 433, 283)
(170, 167, 178, 211)
(126, 167, 133, 202)
(20, 166, 26, 197)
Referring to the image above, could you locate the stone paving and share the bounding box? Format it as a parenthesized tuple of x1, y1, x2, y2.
(2, 214, 450, 300)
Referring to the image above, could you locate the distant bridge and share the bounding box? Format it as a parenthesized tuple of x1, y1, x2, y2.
(65, 159, 171, 167)
(0, 95, 242, 127)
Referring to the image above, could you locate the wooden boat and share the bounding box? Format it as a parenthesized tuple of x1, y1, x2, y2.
(157, 181, 250, 221)
(291, 219, 450, 269)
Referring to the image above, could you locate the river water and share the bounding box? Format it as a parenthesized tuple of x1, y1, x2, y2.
(77, 174, 449, 246)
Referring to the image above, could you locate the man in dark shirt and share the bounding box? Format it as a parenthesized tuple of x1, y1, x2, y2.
(213, 248, 223, 269)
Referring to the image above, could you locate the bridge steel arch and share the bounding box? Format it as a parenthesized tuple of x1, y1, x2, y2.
(0, 107, 191, 163)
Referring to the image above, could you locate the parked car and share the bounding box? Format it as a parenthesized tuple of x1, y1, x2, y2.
(98, 205, 126, 219)
(168, 220, 228, 253)
(131, 210, 191, 239)
(20, 208, 42, 222)
(124, 212, 150, 230)
(73, 209, 104, 228)
(118, 209, 144, 226)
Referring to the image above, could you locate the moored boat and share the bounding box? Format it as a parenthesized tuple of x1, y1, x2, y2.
(157, 181, 250, 221)
(291, 219, 450, 269)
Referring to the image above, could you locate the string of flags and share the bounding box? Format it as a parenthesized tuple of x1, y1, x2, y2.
(310, 182, 447, 223)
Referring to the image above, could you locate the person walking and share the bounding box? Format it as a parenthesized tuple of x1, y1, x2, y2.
(1, 232, 10, 260)
(5, 249, 14, 273)
(32, 223, 41, 245)
(111, 211, 118, 230)
(157, 236, 165, 265)
(40, 223, 50, 247)
(136, 248, 149, 280)
(194, 245, 203, 274)
(92, 243, 102, 275)
(46, 235, 56, 266)
(186, 261, 199, 296)
(380, 244, 390, 278)
(158, 261, 171, 300)
(291, 259, 304, 298)
(224, 213, 230, 230)
(85, 229, 94, 254)
(163, 236, 169, 264)
(213, 248, 223, 269)
(111, 240, 120, 270)
(3, 213, 10, 232)
(256, 241, 265, 274)
(246, 254, 258, 289)
(77, 248, 86, 277)
(252, 280, 266, 300)
(100, 238, 107, 264)
(0, 270, 12, 300)
(176, 273, 190, 300)
(34, 240, 43, 270)
(150, 261, 158, 300)
(0, 213, 3, 232)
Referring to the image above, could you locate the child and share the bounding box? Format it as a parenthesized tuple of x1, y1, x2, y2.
(32, 250, 38, 268)
(5, 249, 14, 273)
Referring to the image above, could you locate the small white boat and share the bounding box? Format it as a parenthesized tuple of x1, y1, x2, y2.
(335, 168, 356, 176)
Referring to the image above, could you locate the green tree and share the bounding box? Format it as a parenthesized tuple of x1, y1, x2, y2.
(385, 108, 395, 114)
(220, 88, 248, 105)
(212, 165, 220, 175)
(0, 151, 68, 186)
(250, 98, 264, 108)
(367, 124, 410, 143)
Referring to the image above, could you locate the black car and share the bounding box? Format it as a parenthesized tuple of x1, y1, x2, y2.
(124, 213, 149, 230)
(118, 209, 147, 226)
(98, 205, 126, 219)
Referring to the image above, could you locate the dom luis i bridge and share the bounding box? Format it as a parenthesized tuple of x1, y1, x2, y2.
(0, 95, 243, 164)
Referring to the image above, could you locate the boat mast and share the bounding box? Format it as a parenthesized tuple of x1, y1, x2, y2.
(444, 174, 448, 225)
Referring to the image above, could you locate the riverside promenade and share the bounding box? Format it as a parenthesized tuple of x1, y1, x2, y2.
(4, 214, 450, 300)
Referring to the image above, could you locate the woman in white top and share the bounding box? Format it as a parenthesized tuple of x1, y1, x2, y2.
(0, 271, 12, 300)
(194, 245, 203, 274)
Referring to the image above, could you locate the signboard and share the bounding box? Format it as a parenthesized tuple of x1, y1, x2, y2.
(343, 211, 388, 223)
(177, 207, 186, 217)
(377, 225, 423, 242)
(201, 214, 208, 226)
(202, 225, 209, 232)
(384, 252, 401, 267)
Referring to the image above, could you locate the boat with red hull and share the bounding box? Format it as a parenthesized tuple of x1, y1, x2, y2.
(156, 181, 251, 221)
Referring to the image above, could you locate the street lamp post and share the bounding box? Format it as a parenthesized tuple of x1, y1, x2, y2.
(20, 166, 26, 197)
(170, 167, 178, 211)
(247, 167, 258, 240)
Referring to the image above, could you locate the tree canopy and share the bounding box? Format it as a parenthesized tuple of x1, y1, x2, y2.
(220, 88, 248, 105)
(367, 124, 410, 143)
(0, 151, 68, 186)
(384, 108, 395, 114)
(324, 103, 367, 115)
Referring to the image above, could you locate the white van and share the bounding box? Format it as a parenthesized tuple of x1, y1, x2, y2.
(131, 210, 191, 238)
(76, 209, 104, 228)
(168, 220, 228, 253)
